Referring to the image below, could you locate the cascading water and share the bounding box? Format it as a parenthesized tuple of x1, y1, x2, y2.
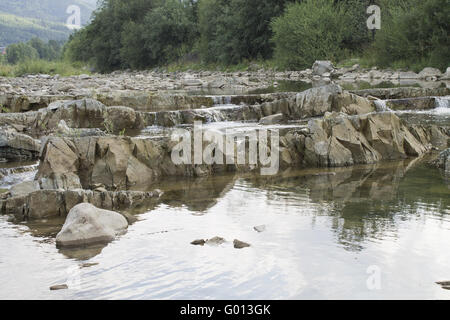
(211, 96, 232, 106)
(434, 96, 450, 114)
(374, 99, 392, 112)
(0, 163, 39, 189)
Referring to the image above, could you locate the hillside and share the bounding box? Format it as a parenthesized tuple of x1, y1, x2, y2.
(0, 0, 97, 46)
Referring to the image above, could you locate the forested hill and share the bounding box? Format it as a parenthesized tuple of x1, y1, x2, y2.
(0, 0, 97, 46)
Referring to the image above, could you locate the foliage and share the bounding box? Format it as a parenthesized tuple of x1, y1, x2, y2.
(198, 0, 289, 65)
(271, 0, 350, 69)
(6, 42, 39, 64)
(0, 59, 87, 77)
(121, 0, 198, 69)
(370, 0, 449, 71)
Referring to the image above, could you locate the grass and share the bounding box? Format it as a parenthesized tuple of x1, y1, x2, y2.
(0, 59, 89, 77)
(0, 188, 8, 194)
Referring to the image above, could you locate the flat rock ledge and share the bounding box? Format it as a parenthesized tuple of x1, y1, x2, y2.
(0, 189, 162, 220)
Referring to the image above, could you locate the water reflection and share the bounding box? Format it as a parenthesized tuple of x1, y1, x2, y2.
(1, 157, 449, 299)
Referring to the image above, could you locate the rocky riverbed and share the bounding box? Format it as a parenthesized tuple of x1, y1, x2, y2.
(0, 63, 449, 298)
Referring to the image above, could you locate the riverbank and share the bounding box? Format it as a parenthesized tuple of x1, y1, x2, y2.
(0, 64, 449, 298)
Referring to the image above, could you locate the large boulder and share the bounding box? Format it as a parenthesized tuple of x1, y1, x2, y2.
(331, 92, 375, 115)
(282, 84, 343, 119)
(56, 203, 128, 247)
(418, 67, 442, 80)
(0, 127, 41, 161)
(312, 61, 335, 77)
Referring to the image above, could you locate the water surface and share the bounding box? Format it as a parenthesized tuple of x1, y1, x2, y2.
(0, 158, 449, 300)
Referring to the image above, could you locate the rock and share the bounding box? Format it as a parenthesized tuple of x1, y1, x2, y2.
(282, 84, 343, 119)
(120, 211, 138, 224)
(206, 236, 226, 245)
(398, 71, 420, 79)
(50, 284, 68, 291)
(105, 106, 140, 132)
(302, 112, 431, 168)
(312, 61, 334, 77)
(254, 225, 266, 233)
(436, 281, 450, 291)
(0, 127, 41, 161)
(9, 181, 40, 197)
(57, 120, 71, 135)
(259, 113, 284, 125)
(190, 239, 206, 246)
(351, 87, 450, 100)
(56, 203, 128, 247)
(431, 149, 450, 173)
(233, 239, 251, 249)
(182, 78, 203, 87)
(81, 263, 99, 268)
(441, 67, 450, 80)
(332, 92, 375, 115)
(0, 189, 162, 220)
(418, 67, 442, 80)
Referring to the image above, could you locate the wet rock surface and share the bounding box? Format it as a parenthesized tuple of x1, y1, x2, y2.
(56, 203, 128, 248)
(0, 189, 162, 220)
(1, 70, 449, 261)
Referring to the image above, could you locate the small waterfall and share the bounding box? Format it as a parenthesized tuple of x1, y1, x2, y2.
(211, 96, 232, 106)
(0, 163, 39, 189)
(434, 96, 450, 109)
(374, 100, 392, 112)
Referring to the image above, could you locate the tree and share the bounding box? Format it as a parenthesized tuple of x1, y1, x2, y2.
(271, 0, 349, 69)
(6, 42, 39, 64)
(197, 0, 290, 65)
(371, 0, 449, 71)
(140, 0, 198, 66)
(28, 37, 62, 60)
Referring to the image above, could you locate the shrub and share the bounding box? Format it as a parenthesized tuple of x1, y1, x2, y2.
(271, 0, 349, 70)
(6, 42, 39, 64)
(371, 0, 449, 71)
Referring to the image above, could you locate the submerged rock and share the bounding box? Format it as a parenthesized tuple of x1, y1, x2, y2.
(254, 225, 266, 233)
(233, 239, 251, 249)
(50, 284, 68, 291)
(190, 239, 206, 246)
(206, 237, 226, 246)
(56, 203, 128, 248)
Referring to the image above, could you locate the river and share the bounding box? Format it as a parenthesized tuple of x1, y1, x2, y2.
(0, 158, 449, 299)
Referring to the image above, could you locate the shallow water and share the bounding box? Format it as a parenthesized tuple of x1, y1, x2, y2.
(0, 157, 449, 300)
(0, 161, 38, 189)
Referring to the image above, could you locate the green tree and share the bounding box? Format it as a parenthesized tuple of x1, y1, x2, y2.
(371, 0, 449, 71)
(140, 0, 197, 66)
(27, 37, 62, 60)
(198, 0, 290, 65)
(271, 0, 349, 69)
(6, 42, 39, 64)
